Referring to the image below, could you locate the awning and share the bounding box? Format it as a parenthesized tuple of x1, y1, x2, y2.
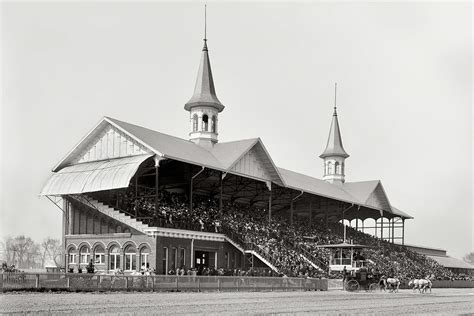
(40, 154, 153, 196)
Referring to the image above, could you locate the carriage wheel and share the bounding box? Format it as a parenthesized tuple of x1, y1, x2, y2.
(346, 280, 359, 292)
(369, 283, 380, 292)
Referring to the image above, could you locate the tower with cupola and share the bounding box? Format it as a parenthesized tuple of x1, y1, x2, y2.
(184, 7, 224, 148)
(320, 83, 349, 185)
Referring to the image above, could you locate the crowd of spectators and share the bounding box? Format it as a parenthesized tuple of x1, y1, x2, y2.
(104, 188, 469, 281)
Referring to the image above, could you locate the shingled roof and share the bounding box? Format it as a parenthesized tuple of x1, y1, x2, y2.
(48, 116, 412, 219)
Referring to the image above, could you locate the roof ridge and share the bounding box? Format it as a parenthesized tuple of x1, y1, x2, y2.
(105, 116, 197, 145)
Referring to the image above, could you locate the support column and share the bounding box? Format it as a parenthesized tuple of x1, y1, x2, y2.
(342, 208, 346, 243)
(402, 219, 405, 245)
(219, 172, 224, 214)
(309, 199, 313, 228)
(355, 218, 358, 231)
(290, 200, 294, 225)
(190, 167, 205, 213)
(154, 157, 161, 219)
(380, 211, 384, 242)
(392, 218, 394, 243)
(361, 219, 364, 233)
(266, 181, 272, 222)
(105, 253, 109, 274)
(325, 200, 329, 228)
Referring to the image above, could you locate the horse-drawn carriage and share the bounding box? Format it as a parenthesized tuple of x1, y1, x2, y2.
(313, 242, 384, 292)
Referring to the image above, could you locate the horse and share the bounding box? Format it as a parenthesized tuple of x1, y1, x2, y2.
(409, 279, 432, 293)
(381, 277, 400, 292)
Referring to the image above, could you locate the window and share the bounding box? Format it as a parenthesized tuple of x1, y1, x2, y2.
(79, 246, 90, 264)
(170, 248, 177, 271)
(162, 247, 168, 275)
(211, 116, 217, 133)
(124, 245, 137, 271)
(335, 161, 340, 175)
(192, 114, 198, 132)
(327, 162, 334, 175)
(94, 245, 105, 264)
(109, 246, 121, 270)
(202, 115, 209, 131)
(68, 252, 77, 264)
(179, 248, 185, 268)
(140, 247, 150, 269)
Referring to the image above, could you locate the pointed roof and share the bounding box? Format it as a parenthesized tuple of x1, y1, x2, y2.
(319, 107, 349, 159)
(184, 40, 225, 112)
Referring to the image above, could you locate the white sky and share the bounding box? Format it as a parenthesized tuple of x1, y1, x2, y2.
(1, 2, 472, 259)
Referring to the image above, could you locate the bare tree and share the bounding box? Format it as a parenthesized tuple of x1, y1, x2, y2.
(41, 237, 63, 268)
(1, 235, 41, 269)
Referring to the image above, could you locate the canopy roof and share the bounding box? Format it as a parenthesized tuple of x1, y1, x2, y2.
(44, 116, 412, 219)
(428, 255, 474, 270)
(41, 154, 153, 195)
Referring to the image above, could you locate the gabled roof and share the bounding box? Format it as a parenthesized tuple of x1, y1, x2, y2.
(184, 40, 224, 112)
(211, 138, 258, 169)
(428, 255, 474, 270)
(343, 180, 393, 212)
(53, 117, 285, 185)
(390, 206, 414, 219)
(278, 167, 358, 204)
(320, 108, 349, 159)
(107, 117, 225, 169)
(50, 116, 411, 219)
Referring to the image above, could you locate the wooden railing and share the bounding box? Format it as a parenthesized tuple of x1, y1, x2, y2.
(0, 272, 328, 292)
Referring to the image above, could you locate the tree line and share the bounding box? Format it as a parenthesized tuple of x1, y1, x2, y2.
(0, 235, 63, 269)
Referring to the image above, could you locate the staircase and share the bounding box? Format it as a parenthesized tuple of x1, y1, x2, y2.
(69, 194, 154, 235)
(297, 245, 328, 272)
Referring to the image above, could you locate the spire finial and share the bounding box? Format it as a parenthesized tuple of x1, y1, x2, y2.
(203, 4, 208, 51)
(334, 82, 337, 115)
(204, 4, 207, 41)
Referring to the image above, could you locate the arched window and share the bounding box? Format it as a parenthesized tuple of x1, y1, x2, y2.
(192, 114, 198, 132)
(327, 162, 334, 174)
(341, 162, 345, 175)
(211, 115, 217, 133)
(335, 161, 340, 175)
(109, 246, 121, 270)
(68, 248, 77, 265)
(140, 247, 150, 270)
(124, 245, 137, 271)
(79, 245, 91, 265)
(94, 245, 105, 265)
(202, 114, 209, 132)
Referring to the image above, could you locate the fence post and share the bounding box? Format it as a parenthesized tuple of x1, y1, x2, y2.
(217, 278, 220, 292)
(0, 273, 3, 293)
(35, 274, 40, 289)
(125, 276, 128, 291)
(176, 276, 179, 291)
(97, 275, 101, 289)
(198, 278, 201, 292)
(237, 278, 239, 292)
(66, 274, 70, 290)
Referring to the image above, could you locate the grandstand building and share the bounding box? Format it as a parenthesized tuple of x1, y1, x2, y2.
(41, 33, 414, 275)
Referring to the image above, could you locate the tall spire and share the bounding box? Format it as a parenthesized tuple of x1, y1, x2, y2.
(184, 5, 224, 112)
(320, 83, 349, 159)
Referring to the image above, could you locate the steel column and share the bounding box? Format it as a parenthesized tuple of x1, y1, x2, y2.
(219, 172, 223, 213)
(380, 211, 384, 241)
(154, 157, 161, 217)
(402, 219, 405, 245)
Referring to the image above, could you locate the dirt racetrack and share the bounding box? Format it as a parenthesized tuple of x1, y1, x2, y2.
(1, 288, 473, 315)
